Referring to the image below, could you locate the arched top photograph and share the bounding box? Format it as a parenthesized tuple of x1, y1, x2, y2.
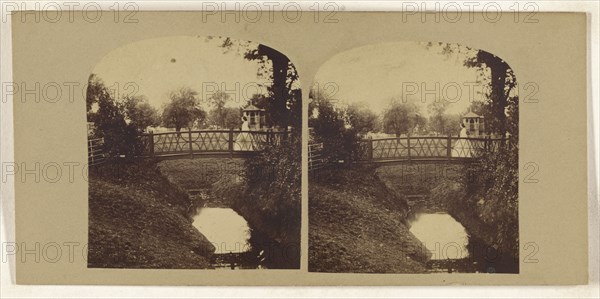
(85, 35, 302, 270)
(308, 41, 519, 274)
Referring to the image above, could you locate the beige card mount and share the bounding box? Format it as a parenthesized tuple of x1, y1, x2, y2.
(9, 11, 588, 285)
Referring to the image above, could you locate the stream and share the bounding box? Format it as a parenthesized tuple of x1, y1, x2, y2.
(408, 211, 518, 273)
(191, 207, 298, 269)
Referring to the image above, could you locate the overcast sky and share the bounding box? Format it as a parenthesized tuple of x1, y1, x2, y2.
(92, 36, 267, 111)
(313, 42, 486, 117)
(94, 38, 489, 118)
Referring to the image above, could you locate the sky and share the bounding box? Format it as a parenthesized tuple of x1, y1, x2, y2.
(92, 36, 269, 111)
(94, 39, 489, 118)
(313, 42, 487, 118)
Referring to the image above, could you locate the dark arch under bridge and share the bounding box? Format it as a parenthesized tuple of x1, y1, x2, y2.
(138, 129, 289, 160)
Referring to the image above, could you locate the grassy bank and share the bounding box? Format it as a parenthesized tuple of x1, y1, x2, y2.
(309, 165, 430, 273)
(88, 161, 215, 269)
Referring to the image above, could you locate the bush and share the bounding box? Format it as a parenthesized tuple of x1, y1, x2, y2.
(243, 135, 301, 240)
(464, 140, 519, 260)
(309, 96, 361, 166)
(87, 75, 150, 160)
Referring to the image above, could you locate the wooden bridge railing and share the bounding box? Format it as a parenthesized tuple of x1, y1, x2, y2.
(357, 135, 505, 163)
(88, 137, 105, 166)
(139, 129, 288, 159)
(308, 143, 324, 172)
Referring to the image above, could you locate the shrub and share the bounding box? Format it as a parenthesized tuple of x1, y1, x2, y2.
(244, 135, 301, 239)
(464, 140, 519, 260)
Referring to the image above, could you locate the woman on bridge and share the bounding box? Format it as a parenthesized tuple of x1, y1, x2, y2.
(452, 123, 472, 158)
(234, 116, 255, 151)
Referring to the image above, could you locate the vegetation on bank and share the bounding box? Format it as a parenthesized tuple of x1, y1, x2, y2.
(309, 165, 430, 273)
(243, 137, 302, 246)
(88, 161, 215, 269)
(157, 137, 302, 268)
(376, 160, 520, 272)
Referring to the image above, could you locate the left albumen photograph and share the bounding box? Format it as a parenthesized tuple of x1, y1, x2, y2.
(86, 36, 302, 269)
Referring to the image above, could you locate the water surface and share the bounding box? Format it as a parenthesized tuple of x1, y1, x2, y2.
(192, 207, 251, 254)
(408, 213, 469, 260)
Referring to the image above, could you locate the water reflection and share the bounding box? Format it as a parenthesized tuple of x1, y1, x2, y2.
(192, 208, 251, 254)
(191, 207, 300, 269)
(408, 213, 469, 260)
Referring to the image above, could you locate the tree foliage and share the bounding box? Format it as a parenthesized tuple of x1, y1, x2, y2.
(427, 101, 461, 136)
(123, 95, 160, 132)
(161, 87, 206, 132)
(382, 100, 424, 137)
(209, 106, 242, 129)
(308, 89, 360, 165)
(244, 136, 301, 244)
(425, 42, 518, 139)
(205, 91, 242, 129)
(217, 37, 301, 130)
(86, 74, 150, 158)
(343, 102, 380, 136)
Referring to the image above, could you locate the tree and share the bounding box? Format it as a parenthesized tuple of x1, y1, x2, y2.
(425, 42, 517, 138)
(86, 74, 144, 158)
(343, 102, 380, 136)
(207, 91, 241, 129)
(123, 95, 160, 132)
(209, 107, 242, 129)
(308, 88, 361, 165)
(161, 87, 206, 133)
(427, 101, 461, 136)
(218, 37, 301, 130)
(382, 100, 422, 137)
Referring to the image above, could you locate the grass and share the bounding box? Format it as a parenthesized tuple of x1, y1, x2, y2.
(309, 165, 430, 273)
(87, 160, 215, 269)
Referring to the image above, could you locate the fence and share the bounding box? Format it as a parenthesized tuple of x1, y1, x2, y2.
(357, 135, 505, 162)
(308, 143, 324, 172)
(140, 128, 288, 158)
(88, 137, 105, 166)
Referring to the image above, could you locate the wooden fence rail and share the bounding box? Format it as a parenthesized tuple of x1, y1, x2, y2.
(88, 137, 105, 166)
(357, 135, 505, 163)
(140, 128, 288, 159)
(308, 143, 324, 172)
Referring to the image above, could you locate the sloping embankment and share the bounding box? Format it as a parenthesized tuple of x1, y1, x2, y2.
(309, 166, 430, 273)
(88, 161, 215, 269)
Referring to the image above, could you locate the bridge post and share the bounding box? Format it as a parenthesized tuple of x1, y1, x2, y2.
(188, 128, 194, 159)
(446, 134, 451, 161)
(149, 131, 155, 158)
(228, 128, 234, 158)
(368, 138, 374, 162)
(407, 134, 411, 162)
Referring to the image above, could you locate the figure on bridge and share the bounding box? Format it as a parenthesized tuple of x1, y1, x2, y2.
(452, 123, 473, 158)
(234, 116, 255, 151)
